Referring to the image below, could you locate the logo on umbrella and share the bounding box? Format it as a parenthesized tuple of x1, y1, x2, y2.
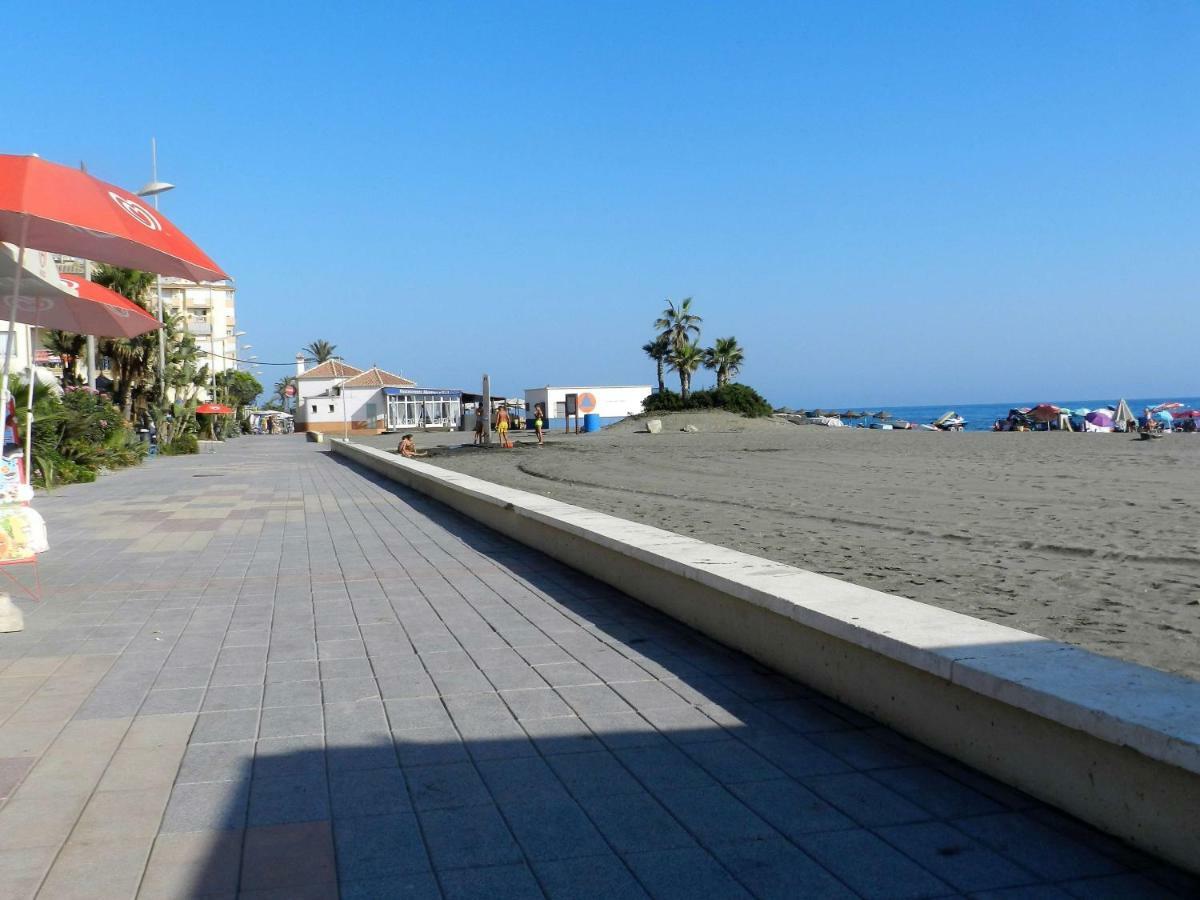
(108, 192, 162, 231)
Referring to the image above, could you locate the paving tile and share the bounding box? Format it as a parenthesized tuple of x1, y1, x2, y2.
(405, 761, 492, 810)
(37, 837, 151, 900)
(727, 778, 854, 838)
(321, 675, 382, 704)
(578, 790, 697, 854)
(878, 820, 1038, 893)
(418, 803, 523, 870)
(202, 683, 263, 712)
(795, 828, 953, 899)
(73, 786, 172, 841)
(623, 846, 753, 900)
(160, 779, 250, 832)
(545, 750, 643, 800)
(377, 671, 439, 699)
(259, 704, 323, 739)
(240, 821, 337, 891)
(871, 764, 1006, 818)
(190, 709, 260, 744)
(501, 687, 574, 720)
(803, 771, 933, 826)
(501, 796, 611, 861)
(710, 837, 857, 900)
(477, 755, 572, 805)
(439, 862, 544, 899)
(653, 784, 779, 847)
(533, 854, 650, 900)
(0, 846, 68, 900)
(521, 714, 604, 755)
(266, 660, 320, 683)
(339, 871, 441, 900)
(386, 697, 453, 731)
(394, 724, 470, 767)
(139, 830, 242, 900)
(955, 812, 1127, 881)
(330, 767, 411, 818)
(263, 679, 322, 708)
(615, 744, 718, 791)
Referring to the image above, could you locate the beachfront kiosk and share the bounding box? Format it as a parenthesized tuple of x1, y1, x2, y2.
(524, 385, 652, 431)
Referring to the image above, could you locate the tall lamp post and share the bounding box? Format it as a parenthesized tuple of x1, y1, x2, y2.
(136, 138, 174, 405)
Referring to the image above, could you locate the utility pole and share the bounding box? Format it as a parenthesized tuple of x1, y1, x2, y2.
(482, 374, 492, 446)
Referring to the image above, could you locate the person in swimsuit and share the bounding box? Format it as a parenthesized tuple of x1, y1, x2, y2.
(397, 434, 427, 458)
(496, 405, 512, 448)
(534, 403, 545, 445)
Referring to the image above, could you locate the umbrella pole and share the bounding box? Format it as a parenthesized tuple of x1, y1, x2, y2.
(24, 324, 38, 485)
(1, 220, 29, 455)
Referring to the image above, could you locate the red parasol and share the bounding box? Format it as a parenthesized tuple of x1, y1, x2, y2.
(0, 155, 226, 282)
(195, 403, 233, 415)
(0, 259, 160, 337)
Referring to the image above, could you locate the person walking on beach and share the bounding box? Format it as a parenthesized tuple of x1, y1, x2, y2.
(534, 403, 545, 446)
(496, 405, 513, 448)
(473, 404, 485, 445)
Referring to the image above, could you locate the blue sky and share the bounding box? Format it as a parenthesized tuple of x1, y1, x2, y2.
(12, 2, 1199, 406)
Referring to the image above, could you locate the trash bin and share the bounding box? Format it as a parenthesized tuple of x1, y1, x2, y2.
(583, 413, 600, 432)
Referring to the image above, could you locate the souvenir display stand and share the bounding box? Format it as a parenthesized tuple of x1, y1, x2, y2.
(0, 390, 45, 600)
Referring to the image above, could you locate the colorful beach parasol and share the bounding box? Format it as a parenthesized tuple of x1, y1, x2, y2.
(1028, 403, 1061, 423)
(1084, 411, 1114, 428)
(195, 403, 233, 415)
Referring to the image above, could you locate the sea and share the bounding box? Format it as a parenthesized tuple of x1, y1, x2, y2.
(806, 397, 1200, 432)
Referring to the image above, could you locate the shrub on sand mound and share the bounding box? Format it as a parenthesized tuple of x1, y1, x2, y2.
(643, 383, 772, 418)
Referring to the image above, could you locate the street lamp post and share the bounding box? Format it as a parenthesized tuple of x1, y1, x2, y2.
(136, 138, 174, 405)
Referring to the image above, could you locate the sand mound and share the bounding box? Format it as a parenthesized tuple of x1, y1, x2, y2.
(603, 409, 789, 434)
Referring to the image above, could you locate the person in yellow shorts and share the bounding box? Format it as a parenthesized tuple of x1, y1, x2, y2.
(495, 405, 512, 448)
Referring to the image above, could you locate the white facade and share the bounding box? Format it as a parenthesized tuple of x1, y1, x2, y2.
(524, 385, 652, 421)
(159, 278, 239, 376)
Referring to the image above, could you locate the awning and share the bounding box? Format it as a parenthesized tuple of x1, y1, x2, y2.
(382, 387, 463, 397)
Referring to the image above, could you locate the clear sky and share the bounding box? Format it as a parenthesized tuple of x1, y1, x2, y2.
(12, 2, 1199, 407)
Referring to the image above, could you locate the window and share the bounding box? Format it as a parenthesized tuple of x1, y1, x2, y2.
(328, 404, 335, 413)
(311, 404, 317, 413)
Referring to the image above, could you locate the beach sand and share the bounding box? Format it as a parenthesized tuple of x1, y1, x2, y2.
(416, 411, 1200, 679)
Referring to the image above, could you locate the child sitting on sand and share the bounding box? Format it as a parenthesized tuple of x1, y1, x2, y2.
(397, 434, 427, 458)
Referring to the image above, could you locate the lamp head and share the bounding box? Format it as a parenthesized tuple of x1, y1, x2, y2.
(136, 180, 175, 197)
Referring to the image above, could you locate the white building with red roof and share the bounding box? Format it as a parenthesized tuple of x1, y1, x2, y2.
(293, 354, 462, 435)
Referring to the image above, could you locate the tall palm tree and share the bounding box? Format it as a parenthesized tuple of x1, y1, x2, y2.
(667, 341, 705, 401)
(44, 331, 87, 387)
(274, 376, 297, 410)
(703, 336, 745, 388)
(641, 335, 670, 394)
(654, 298, 702, 352)
(303, 340, 337, 364)
(93, 265, 157, 420)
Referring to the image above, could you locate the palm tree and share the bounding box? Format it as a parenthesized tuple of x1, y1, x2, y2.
(667, 341, 705, 401)
(703, 336, 745, 388)
(93, 265, 157, 420)
(654, 298, 702, 352)
(44, 331, 87, 387)
(641, 335, 670, 394)
(303, 340, 337, 364)
(274, 376, 297, 410)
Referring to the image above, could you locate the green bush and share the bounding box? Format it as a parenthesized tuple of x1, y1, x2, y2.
(643, 383, 772, 418)
(161, 434, 199, 456)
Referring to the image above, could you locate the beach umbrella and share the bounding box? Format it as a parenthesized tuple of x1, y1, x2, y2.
(1084, 411, 1114, 428)
(1150, 402, 1183, 412)
(195, 403, 233, 415)
(1172, 410, 1200, 419)
(1113, 399, 1135, 427)
(1154, 410, 1175, 425)
(0, 245, 160, 337)
(1029, 403, 1061, 423)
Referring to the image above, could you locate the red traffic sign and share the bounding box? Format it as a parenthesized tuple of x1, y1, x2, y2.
(284, 385, 295, 396)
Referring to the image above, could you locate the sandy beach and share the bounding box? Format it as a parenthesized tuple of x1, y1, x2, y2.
(407, 411, 1200, 679)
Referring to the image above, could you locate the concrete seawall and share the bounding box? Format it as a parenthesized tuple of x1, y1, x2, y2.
(331, 439, 1200, 873)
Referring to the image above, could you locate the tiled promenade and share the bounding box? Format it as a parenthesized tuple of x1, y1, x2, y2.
(0, 439, 1192, 899)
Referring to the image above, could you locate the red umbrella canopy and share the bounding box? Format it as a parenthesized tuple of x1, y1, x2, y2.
(0, 155, 226, 282)
(195, 403, 233, 415)
(25, 273, 159, 340)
